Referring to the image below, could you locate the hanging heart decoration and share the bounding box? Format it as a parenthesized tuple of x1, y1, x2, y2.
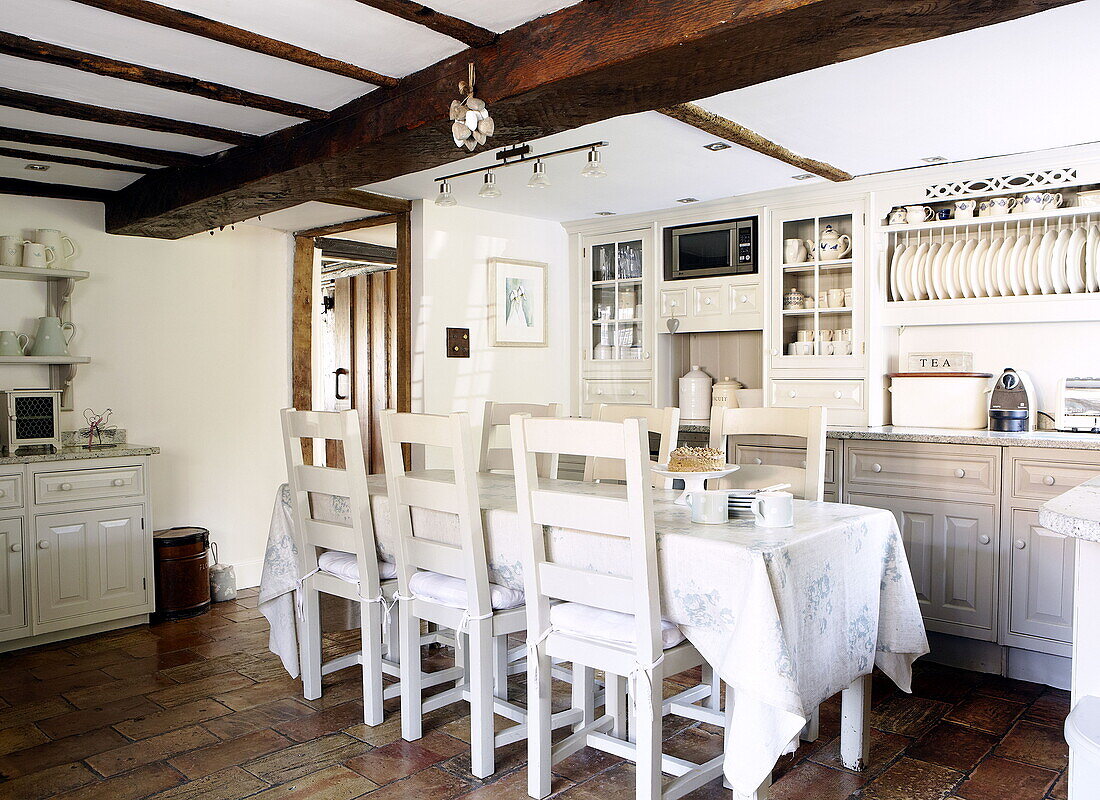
(449, 63, 493, 151)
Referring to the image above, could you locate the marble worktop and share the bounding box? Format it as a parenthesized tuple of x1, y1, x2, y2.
(1039, 476, 1100, 543)
(0, 443, 159, 465)
(679, 423, 1100, 450)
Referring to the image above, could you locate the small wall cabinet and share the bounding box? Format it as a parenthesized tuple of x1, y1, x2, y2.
(0, 456, 154, 650)
(657, 276, 763, 333)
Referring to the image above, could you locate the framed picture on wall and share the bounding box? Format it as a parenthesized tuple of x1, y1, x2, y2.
(488, 257, 548, 347)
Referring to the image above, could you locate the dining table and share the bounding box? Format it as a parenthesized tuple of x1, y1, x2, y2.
(259, 471, 929, 797)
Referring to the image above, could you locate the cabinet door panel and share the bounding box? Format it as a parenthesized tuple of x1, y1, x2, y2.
(1009, 509, 1074, 643)
(942, 512, 987, 620)
(35, 506, 147, 624)
(0, 518, 26, 633)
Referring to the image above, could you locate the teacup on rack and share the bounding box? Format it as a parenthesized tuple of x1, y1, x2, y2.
(985, 196, 1016, 215)
(904, 205, 934, 225)
(1018, 192, 1050, 213)
(954, 200, 977, 219)
(1044, 192, 1064, 210)
(887, 208, 908, 225)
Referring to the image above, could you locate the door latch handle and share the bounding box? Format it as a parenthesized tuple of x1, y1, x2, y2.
(334, 368, 350, 401)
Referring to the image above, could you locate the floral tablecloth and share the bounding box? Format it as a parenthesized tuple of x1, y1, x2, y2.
(260, 471, 928, 794)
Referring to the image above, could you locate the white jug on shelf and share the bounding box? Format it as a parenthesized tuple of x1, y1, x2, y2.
(816, 225, 852, 261)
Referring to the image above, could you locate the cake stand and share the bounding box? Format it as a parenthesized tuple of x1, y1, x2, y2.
(651, 463, 740, 505)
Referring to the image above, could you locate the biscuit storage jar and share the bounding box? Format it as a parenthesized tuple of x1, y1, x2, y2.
(712, 377, 743, 409)
(679, 365, 713, 421)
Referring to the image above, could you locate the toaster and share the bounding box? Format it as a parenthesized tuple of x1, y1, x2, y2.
(1056, 378, 1100, 432)
(0, 389, 62, 453)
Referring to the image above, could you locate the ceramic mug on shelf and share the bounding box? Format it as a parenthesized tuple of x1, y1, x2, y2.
(1044, 193, 1065, 210)
(0, 331, 29, 356)
(751, 491, 795, 528)
(783, 238, 811, 263)
(796, 329, 814, 342)
(954, 199, 977, 219)
(35, 229, 77, 265)
(827, 288, 845, 308)
(797, 341, 815, 355)
(686, 490, 730, 525)
(887, 207, 908, 225)
(836, 328, 853, 341)
(22, 241, 54, 268)
(936, 208, 953, 221)
(820, 341, 836, 355)
(0, 236, 24, 267)
(904, 205, 935, 224)
(986, 196, 1016, 215)
(1018, 192, 1047, 213)
(817, 291, 828, 308)
(814, 329, 833, 341)
(834, 341, 854, 355)
(977, 199, 993, 217)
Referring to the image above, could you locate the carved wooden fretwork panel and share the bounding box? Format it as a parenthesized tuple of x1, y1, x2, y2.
(924, 168, 1077, 200)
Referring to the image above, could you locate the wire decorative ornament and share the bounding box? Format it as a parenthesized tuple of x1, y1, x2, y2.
(924, 168, 1077, 200)
(78, 407, 117, 449)
(449, 63, 494, 151)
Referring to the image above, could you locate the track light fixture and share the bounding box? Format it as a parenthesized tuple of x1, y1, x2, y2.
(477, 170, 501, 198)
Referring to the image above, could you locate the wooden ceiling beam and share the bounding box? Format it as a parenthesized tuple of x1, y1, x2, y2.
(68, 0, 398, 86)
(312, 191, 412, 214)
(0, 32, 328, 121)
(0, 176, 113, 202)
(0, 126, 201, 167)
(0, 146, 158, 173)
(349, 0, 496, 48)
(657, 103, 853, 182)
(296, 212, 399, 238)
(104, 0, 1077, 238)
(0, 87, 257, 146)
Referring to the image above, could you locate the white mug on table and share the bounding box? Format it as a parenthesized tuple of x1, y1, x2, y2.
(751, 491, 795, 528)
(35, 229, 76, 265)
(22, 241, 54, 268)
(686, 490, 729, 525)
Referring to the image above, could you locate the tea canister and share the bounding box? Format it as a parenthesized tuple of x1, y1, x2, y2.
(679, 365, 714, 422)
(783, 287, 805, 310)
(712, 377, 743, 409)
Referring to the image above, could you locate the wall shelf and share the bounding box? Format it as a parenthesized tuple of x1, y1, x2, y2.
(882, 205, 1100, 234)
(0, 356, 90, 365)
(0, 266, 89, 282)
(882, 292, 1100, 327)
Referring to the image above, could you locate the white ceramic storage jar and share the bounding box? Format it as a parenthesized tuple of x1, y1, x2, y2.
(679, 365, 714, 421)
(888, 372, 994, 429)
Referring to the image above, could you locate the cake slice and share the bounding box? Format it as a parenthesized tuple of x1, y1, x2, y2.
(667, 446, 724, 472)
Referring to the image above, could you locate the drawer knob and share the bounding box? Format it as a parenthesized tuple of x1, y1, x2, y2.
(704, 297, 712, 305)
(1043, 475, 1056, 486)
(954, 469, 965, 479)
(9, 543, 21, 553)
(629, 389, 636, 396)
(112, 478, 125, 487)
(740, 295, 749, 304)
(753, 457, 763, 465)
(0, 489, 5, 498)
(644, 352, 650, 359)
(872, 463, 882, 473)
(1015, 539, 1027, 550)
(800, 460, 807, 469)
(833, 391, 843, 399)
(60, 482, 72, 491)
(37, 540, 49, 550)
(788, 390, 797, 398)
(596, 389, 603, 396)
(769, 348, 778, 356)
(978, 535, 990, 545)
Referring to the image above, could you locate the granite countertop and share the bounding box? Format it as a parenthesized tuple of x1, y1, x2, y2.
(679, 422, 1100, 450)
(0, 444, 160, 465)
(1039, 477, 1100, 542)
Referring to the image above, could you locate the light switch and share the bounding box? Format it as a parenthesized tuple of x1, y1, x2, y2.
(446, 327, 470, 358)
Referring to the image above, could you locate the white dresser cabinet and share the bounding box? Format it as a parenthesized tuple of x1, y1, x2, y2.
(0, 453, 156, 651)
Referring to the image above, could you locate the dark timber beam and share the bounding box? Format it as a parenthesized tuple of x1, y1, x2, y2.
(658, 103, 853, 182)
(0, 177, 113, 203)
(0, 127, 202, 167)
(0, 146, 158, 173)
(296, 213, 399, 238)
(0, 87, 257, 146)
(312, 191, 412, 214)
(350, 0, 496, 48)
(69, 0, 398, 86)
(105, 0, 1079, 238)
(0, 32, 328, 121)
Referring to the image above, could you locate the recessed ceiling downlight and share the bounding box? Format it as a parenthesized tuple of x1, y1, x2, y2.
(24, 163, 50, 171)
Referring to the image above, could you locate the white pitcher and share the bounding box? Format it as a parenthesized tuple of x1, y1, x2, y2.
(29, 317, 76, 357)
(35, 230, 77, 266)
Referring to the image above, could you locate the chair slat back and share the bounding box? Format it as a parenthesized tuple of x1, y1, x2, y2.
(511, 415, 663, 665)
(707, 406, 828, 501)
(583, 404, 680, 488)
(480, 401, 561, 477)
(379, 410, 492, 616)
(281, 408, 381, 590)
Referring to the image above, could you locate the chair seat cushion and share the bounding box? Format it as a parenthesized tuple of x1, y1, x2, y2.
(317, 550, 397, 582)
(408, 571, 524, 611)
(549, 602, 686, 650)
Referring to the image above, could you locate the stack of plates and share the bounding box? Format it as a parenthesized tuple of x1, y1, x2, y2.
(728, 490, 756, 517)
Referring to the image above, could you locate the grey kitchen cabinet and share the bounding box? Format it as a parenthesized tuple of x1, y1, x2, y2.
(1007, 508, 1075, 647)
(848, 491, 998, 640)
(0, 517, 26, 634)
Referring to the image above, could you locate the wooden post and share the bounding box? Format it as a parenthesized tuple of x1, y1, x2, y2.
(291, 235, 314, 463)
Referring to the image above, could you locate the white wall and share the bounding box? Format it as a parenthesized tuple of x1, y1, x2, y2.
(411, 201, 569, 462)
(1, 196, 291, 586)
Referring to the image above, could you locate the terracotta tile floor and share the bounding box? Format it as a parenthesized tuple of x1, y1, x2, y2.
(0, 591, 1070, 800)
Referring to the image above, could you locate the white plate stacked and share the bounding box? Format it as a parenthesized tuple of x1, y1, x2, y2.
(727, 484, 791, 517)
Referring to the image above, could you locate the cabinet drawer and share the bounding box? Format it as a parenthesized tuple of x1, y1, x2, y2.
(847, 444, 999, 496)
(1012, 459, 1100, 502)
(728, 283, 761, 316)
(692, 285, 724, 318)
(735, 444, 836, 486)
(35, 466, 145, 506)
(770, 379, 864, 411)
(583, 379, 652, 406)
(659, 288, 687, 318)
(0, 474, 22, 510)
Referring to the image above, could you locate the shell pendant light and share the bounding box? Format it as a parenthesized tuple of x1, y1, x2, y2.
(449, 63, 494, 151)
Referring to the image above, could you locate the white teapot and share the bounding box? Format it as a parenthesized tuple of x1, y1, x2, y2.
(816, 225, 852, 261)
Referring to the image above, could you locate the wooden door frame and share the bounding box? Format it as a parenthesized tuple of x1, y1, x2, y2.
(291, 212, 411, 464)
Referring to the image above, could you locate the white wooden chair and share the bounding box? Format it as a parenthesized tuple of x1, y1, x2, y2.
(380, 409, 583, 779)
(708, 406, 828, 501)
(583, 404, 681, 489)
(480, 401, 561, 477)
(512, 414, 724, 800)
(281, 408, 400, 726)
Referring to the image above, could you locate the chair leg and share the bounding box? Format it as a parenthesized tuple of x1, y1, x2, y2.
(703, 664, 721, 710)
(800, 705, 820, 743)
(299, 587, 322, 701)
(733, 772, 772, 800)
(572, 663, 595, 729)
(362, 600, 384, 726)
(606, 673, 627, 740)
(494, 635, 509, 700)
(840, 675, 871, 771)
(469, 623, 496, 779)
(634, 669, 662, 800)
(527, 642, 553, 800)
(399, 603, 423, 741)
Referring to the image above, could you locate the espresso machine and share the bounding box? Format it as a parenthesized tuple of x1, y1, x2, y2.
(988, 368, 1037, 432)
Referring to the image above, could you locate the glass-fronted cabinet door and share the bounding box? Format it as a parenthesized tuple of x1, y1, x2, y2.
(769, 201, 866, 371)
(582, 229, 654, 374)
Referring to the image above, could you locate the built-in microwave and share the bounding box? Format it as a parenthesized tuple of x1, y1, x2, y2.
(663, 216, 758, 280)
